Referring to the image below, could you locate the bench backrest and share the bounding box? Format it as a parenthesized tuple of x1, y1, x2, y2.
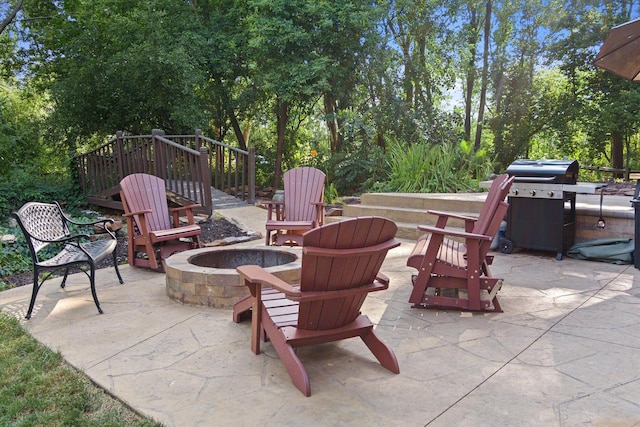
(283, 167, 325, 222)
(120, 173, 172, 232)
(12, 202, 68, 257)
(298, 217, 398, 331)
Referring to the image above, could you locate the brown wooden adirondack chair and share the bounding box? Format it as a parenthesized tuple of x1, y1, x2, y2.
(234, 216, 401, 396)
(264, 166, 326, 246)
(119, 173, 202, 271)
(406, 174, 514, 312)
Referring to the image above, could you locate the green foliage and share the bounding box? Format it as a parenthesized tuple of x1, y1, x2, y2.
(324, 182, 343, 205)
(0, 169, 84, 219)
(375, 140, 492, 193)
(0, 225, 31, 279)
(0, 197, 99, 285)
(5, 0, 640, 205)
(328, 144, 386, 196)
(0, 313, 161, 426)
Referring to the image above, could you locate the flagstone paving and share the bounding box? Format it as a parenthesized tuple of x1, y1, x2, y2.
(1, 205, 639, 426)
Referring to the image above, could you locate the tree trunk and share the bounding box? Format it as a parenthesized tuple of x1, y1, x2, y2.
(474, 0, 492, 151)
(324, 94, 339, 152)
(464, 9, 478, 142)
(0, 0, 23, 35)
(274, 100, 288, 188)
(229, 110, 247, 150)
(611, 130, 624, 178)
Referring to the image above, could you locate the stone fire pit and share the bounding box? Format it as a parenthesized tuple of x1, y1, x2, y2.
(165, 246, 301, 309)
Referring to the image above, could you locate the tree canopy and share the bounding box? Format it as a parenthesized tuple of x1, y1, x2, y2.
(2, 0, 640, 191)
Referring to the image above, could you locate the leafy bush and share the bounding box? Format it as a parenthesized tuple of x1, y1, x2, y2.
(374, 140, 493, 193)
(0, 174, 95, 287)
(0, 170, 85, 219)
(327, 144, 385, 195)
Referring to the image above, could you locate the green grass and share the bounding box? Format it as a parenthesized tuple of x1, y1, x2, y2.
(0, 313, 162, 427)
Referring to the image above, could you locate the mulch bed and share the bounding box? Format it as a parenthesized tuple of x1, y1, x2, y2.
(2, 216, 247, 288)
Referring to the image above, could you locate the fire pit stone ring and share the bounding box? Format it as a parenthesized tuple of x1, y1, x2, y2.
(165, 246, 301, 309)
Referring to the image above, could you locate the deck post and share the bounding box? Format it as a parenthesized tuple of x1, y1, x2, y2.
(195, 129, 202, 150)
(152, 129, 164, 178)
(116, 130, 125, 181)
(199, 145, 213, 215)
(248, 147, 256, 205)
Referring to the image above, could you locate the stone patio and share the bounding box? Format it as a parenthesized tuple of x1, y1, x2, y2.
(1, 204, 639, 426)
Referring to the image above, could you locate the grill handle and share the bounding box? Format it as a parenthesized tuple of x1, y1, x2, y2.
(512, 176, 557, 183)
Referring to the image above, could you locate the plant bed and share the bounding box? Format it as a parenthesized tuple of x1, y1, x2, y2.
(1, 215, 252, 289)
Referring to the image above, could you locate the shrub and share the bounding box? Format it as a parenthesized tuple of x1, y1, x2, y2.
(374, 140, 493, 193)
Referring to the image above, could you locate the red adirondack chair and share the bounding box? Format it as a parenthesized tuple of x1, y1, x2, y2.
(119, 173, 202, 270)
(406, 174, 514, 312)
(264, 166, 326, 246)
(234, 216, 400, 396)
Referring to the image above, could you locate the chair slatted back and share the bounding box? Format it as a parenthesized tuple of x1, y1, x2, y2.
(472, 174, 514, 235)
(283, 167, 325, 222)
(120, 174, 172, 232)
(298, 217, 397, 331)
(13, 202, 68, 256)
(479, 201, 509, 259)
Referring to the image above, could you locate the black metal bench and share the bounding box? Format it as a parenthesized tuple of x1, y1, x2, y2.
(12, 201, 124, 319)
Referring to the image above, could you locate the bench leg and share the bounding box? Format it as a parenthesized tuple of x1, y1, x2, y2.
(89, 266, 103, 314)
(60, 267, 70, 288)
(25, 269, 41, 320)
(112, 251, 124, 284)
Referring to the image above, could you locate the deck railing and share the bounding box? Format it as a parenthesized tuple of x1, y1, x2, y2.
(580, 166, 640, 181)
(75, 129, 255, 215)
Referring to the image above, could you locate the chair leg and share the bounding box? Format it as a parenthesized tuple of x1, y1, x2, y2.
(146, 242, 159, 270)
(89, 266, 103, 314)
(360, 328, 400, 374)
(273, 340, 311, 397)
(25, 269, 41, 320)
(127, 235, 136, 267)
(60, 267, 70, 288)
(112, 251, 124, 284)
(232, 294, 252, 323)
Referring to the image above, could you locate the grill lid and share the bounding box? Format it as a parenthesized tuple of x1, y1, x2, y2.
(506, 159, 579, 184)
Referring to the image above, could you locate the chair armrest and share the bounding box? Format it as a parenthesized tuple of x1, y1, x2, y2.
(427, 209, 477, 231)
(55, 202, 118, 236)
(376, 272, 390, 286)
(264, 201, 285, 221)
(417, 224, 492, 241)
(64, 217, 118, 238)
(65, 216, 113, 227)
(123, 209, 153, 217)
(237, 265, 389, 304)
(123, 209, 152, 235)
(311, 201, 326, 226)
(303, 238, 401, 258)
(169, 204, 201, 213)
(237, 264, 300, 297)
(33, 234, 91, 245)
(169, 204, 201, 226)
(427, 210, 477, 222)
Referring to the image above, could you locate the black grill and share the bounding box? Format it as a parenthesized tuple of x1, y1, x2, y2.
(503, 159, 579, 260)
(505, 159, 579, 184)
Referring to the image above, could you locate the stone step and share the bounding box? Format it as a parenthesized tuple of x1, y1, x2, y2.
(333, 192, 636, 244)
(342, 204, 478, 232)
(325, 216, 446, 241)
(359, 192, 487, 213)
